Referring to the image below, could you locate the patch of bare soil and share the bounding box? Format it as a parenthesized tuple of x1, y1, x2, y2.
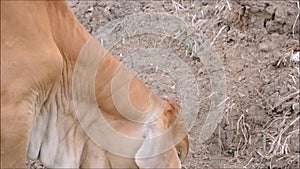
(29, 1, 300, 168)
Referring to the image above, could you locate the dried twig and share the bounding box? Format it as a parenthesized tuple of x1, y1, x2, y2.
(211, 25, 227, 46)
(289, 74, 297, 85)
(236, 113, 250, 153)
(268, 116, 300, 155)
(226, 0, 232, 10)
(243, 157, 253, 168)
(264, 116, 289, 130)
(272, 90, 300, 111)
(172, 0, 186, 11)
(191, 14, 197, 26)
(292, 1, 300, 38)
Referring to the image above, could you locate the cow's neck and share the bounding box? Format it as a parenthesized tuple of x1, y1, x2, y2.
(95, 52, 157, 119)
(46, 1, 91, 67)
(46, 1, 154, 119)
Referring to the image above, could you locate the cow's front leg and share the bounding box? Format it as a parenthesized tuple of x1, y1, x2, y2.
(1, 103, 34, 168)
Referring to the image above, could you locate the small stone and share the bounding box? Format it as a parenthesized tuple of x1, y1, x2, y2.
(292, 103, 300, 113)
(279, 86, 288, 95)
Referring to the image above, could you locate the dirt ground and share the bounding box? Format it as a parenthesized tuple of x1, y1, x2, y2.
(25, 1, 298, 168)
(65, 0, 300, 168)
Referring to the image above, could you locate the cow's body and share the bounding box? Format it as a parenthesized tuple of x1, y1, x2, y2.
(1, 1, 188, 168)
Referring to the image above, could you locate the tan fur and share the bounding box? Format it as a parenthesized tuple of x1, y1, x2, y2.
(1, 1, 188, 168)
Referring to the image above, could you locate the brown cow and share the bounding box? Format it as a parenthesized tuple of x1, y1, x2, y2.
(1, 1, 188, 168)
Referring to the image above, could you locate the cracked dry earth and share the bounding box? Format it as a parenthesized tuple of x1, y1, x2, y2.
(27, 1, 300, 168)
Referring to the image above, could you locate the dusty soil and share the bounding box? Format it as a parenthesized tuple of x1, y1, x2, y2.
(28, 1, 299, 168)
(67, 0, 300, 168)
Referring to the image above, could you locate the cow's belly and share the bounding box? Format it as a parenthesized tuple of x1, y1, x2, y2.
(26, 74, 140, 168)
(26, 65, 86, 167)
